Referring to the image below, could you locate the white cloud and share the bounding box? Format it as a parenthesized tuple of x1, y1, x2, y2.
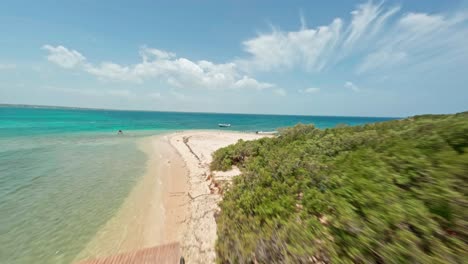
(239, 18, 342, 72)
(238, 1, 397, 72)
(397, 12, 446, 33)
(140, 46, 176, 61)
(42, 2, 468, 96)
(43, 45, 274, 91)
(344, 81, 360, 92)
(233, 76, 274, 90)
(356, 11, 468, 74)
(85, 62, 139, 82)
(367, 5, 401, 38)
(0, 63, 16, 70)
(42, 45, 86, 68)
(343, 1, 382, 48)
(238, 2, 468, 76)
(273, 88, 287, 96)
(299, 87, 320, 94)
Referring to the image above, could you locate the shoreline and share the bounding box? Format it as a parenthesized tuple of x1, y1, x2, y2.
(75, 130, 267, 263)
(74, 134, 189, 262)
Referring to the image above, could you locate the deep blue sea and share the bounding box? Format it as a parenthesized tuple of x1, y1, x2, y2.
(0, 106, 396, 263)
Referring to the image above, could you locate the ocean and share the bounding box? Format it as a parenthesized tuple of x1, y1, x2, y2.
(0, 106, 396, 263)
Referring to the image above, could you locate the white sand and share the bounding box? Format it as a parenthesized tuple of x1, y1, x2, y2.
(75, 130, 268, 263)
(169, 130, 268, 263)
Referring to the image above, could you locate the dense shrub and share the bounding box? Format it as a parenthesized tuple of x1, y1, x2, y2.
(214, 112, 468, 263)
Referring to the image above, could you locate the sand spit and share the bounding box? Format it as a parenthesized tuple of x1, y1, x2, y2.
(76, 131, 267, 263)
(169, 131, 267, 263)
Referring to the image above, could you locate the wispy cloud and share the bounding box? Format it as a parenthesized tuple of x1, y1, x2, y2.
(299, 87, 320, 94)
(232, 76, 273, 90)
(140, 46, 175, 61)
(356, 11, 468, 74)
(238, 1, 468, 76)
(273, 88, 287, 96)
(356, 50, 407, 74)
(343, 1, 382, 49)
(238, 18, 342, 72)
(344, 81, 360, 92)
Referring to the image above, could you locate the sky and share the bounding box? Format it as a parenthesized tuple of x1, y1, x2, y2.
(1, 0, 468, 117)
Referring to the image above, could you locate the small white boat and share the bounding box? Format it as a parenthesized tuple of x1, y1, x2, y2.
(256, 131, 278, 135)
(218, 123, 231, 127)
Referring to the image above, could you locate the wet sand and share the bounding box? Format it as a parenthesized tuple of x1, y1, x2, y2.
(75, 135, 189, 262)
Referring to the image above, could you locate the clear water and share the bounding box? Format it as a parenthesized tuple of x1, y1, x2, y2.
(0, 106, 396, 263)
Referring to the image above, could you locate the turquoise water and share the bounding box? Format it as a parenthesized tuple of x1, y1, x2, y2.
(0, 106, 396, 263)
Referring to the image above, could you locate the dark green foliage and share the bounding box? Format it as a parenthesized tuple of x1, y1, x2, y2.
(214, 112, 468, 263)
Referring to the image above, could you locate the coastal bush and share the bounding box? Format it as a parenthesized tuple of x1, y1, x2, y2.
(213, 112, 468, 263)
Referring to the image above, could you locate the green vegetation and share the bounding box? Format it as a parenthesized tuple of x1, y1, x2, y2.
(212, 112, 468, 263)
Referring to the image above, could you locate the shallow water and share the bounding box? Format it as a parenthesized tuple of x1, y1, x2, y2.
(0, 133, 151, 263)
(0, 106, 396, 263)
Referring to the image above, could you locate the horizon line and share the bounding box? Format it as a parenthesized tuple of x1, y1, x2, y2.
(0, 103, 403, 119)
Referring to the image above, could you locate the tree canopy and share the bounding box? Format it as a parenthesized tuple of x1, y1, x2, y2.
(212, 112, 468, 263)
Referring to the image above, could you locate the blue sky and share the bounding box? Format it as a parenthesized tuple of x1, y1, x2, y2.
(1, 0, 467, 117)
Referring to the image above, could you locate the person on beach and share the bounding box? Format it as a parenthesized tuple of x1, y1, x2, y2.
(118, 130, 123, 135)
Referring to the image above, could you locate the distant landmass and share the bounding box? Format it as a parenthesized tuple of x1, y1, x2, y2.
(0, 103, 125, 111)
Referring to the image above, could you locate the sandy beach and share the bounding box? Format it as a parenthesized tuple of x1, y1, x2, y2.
(74, 134, 188, 262)
(169, 131, 267, 263)
(75, 130, 266, 263)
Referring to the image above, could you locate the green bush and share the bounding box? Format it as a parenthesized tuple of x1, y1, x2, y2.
(214, 112, 468, 263)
